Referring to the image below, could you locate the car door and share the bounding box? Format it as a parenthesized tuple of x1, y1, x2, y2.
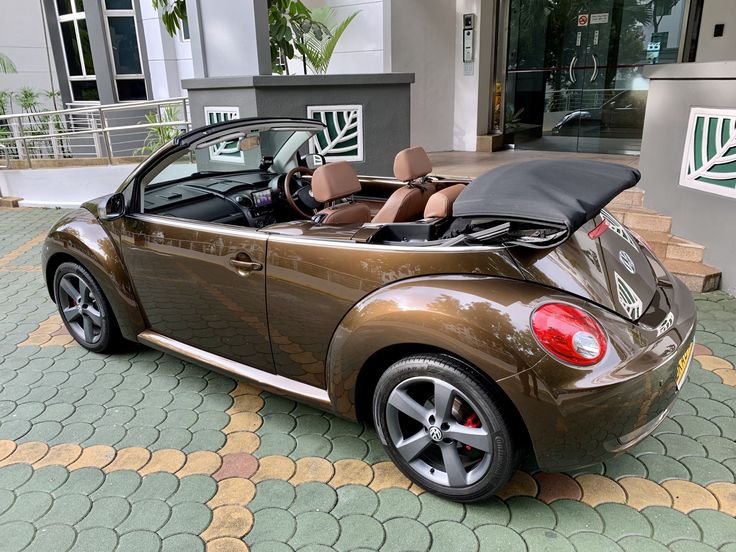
(118, 214, 274, 373)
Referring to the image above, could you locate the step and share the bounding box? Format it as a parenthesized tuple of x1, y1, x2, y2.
(609, 188, 644, 208)
(666, 236, 705, 263)
(612, 207, 672, 233)
(634, 229, 672, 260)
(663, 259, 722, 293)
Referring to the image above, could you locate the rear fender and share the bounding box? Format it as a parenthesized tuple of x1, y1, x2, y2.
(42, 208, 145, 340)
(326, 275, 549, 418)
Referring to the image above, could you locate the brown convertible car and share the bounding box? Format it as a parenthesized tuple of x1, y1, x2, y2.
(42, 117, 696, 502)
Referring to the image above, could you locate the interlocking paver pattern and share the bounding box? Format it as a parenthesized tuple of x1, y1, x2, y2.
(0, 206, 735, 551)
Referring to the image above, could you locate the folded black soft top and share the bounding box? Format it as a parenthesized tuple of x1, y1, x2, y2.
(452, 160, 640, 236)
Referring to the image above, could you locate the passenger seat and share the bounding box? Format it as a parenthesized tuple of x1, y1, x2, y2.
(423, 184, 465, 219)
(372, 147, 436, 223)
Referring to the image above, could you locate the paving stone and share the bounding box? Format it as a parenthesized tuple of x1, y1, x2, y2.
(596, 503, 652, 540)
(25, 523, 77, 552)
(569, 532, 624, 552)
(74, 527, 119, 552)
(550, 499, 603, 536)
(159, 501, 212, 538)
(168, 474, 217, 505)
(38, 492, 92, 526)
(507, 496, 556, 532)
(290, 481, 337, 515)
(247, 507, 297, 544)
(638, 454, 690, 482)
(374, 487, 422, 522)
(16, 465, 68, 494)
(418, 490, 466, 524)
(76, 495, 131, 530)
(250, 479, 296, 512)
(330, 484, 378, 519)
(642, 505, 701, 545)
(681, 456, 735, 485)
(0, 490, 53, 523)
(91, 470, 142, 498)
(334, 514, 385, 551)
(161, 533, 206, 552)
(428, 520, 479, 552)
(0, 520, 37, 552)
(688, 509, 736, 548)
(618, 535, 672, 552)
(116, 530, 161, 552)
(668, 542, 720, 552)
(381, 517, 431, 552)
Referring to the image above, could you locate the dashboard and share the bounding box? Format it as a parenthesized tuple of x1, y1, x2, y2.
(143, 172, 282, 227)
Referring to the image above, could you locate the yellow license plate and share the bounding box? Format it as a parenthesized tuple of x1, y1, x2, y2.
(676, 341, 694, 389)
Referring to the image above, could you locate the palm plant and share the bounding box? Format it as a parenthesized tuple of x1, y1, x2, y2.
(301, 8, 359, 75)
(0, 53, 16, 74)
(136, 105, 182, 154)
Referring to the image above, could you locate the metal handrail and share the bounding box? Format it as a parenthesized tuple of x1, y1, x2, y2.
(0, 97, 190, 166)
(0, 144, 7, 170)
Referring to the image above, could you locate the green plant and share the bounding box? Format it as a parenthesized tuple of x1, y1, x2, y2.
(45, 89, 62, 110)
(504, 106, 525, 132)
(136, 105, 182, 155)
(0, 90, 12, 116)
(15, 87, 42, 113)
(0, 53, 16, 74)
(301, 8, 359, 75)
(152, 0, 188, 37)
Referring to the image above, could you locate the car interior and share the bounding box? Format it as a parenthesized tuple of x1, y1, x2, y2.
(138, 127, 474, 246)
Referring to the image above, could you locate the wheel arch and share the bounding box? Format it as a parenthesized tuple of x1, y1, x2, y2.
(42, 208, 146, 340)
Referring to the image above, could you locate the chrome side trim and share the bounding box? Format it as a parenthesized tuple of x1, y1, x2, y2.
(138, 330, 332, 408)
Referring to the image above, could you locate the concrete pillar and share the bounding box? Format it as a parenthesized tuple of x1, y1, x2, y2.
(185, 0, 271, 78)
(82, 0, 117, 104)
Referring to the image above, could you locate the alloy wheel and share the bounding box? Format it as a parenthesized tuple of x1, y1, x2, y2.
(384, 376, 495, 488)
(57, 273, 104, 344)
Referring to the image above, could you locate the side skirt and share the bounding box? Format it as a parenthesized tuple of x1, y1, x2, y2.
(137, 330, 332, 410)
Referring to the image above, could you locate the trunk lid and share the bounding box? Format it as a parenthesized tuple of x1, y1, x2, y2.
(508, 211, 657, 321)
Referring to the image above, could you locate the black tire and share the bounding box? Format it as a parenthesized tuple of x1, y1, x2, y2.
(53, 261, 122, 353)
(373, 354, 518, 502)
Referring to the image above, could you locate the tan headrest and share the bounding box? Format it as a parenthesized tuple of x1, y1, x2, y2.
(311, 161, 361, 203)
(393, 147, 432, 182)
(424, 184, 465, 218)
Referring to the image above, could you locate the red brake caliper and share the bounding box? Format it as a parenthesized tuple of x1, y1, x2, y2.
(463, 413, 481, 452)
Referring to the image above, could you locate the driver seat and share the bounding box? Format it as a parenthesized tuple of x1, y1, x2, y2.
(311, 161, 372, 224)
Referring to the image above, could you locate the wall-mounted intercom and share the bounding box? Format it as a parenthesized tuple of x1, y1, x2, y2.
(463, 13, 475, 63)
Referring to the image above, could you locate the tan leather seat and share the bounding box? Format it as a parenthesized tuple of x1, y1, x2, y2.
(312, 161, 372, 225)
(372, 147, 435, 224)
(423, 184, 465, 218)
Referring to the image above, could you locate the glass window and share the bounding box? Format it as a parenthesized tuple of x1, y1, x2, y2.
(116, 79, 147, 101)
(181, 16, 190, 41)
(108, 16, 142, 75)
(77, 20, 95, 75)
(105, 0, 133, 9)
(59, 20, 82, 76)
(71, 81, 99, 102)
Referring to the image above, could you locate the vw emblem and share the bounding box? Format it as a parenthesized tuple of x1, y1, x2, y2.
(428, 426, 443, 442)
(619, 250, 636, 274)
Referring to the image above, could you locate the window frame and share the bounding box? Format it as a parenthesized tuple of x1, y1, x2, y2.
(103, 0, 148, 102)
(55, 0, 99, 104)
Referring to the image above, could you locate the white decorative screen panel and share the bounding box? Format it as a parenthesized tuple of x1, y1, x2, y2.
(680, 107, 736, 198)
(204, 106, 242, 163)
(307, 105, 364, 162)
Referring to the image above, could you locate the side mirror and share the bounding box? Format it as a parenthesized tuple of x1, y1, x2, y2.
(304, 153, 326, 170)
(98, 192, 126, 221)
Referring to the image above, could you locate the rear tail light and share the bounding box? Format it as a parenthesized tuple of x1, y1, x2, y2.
(531, 303, 607, 366)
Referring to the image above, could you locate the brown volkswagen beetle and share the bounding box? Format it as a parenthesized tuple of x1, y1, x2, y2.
(42, 117, 696, 502)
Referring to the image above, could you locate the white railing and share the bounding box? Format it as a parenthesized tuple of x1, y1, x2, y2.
(0, 97, 191, 168)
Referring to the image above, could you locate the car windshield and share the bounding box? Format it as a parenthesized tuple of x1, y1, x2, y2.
(144, 127, 316, 188)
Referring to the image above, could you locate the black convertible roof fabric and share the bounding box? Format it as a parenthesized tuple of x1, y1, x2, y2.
(453, 160, 640, 234)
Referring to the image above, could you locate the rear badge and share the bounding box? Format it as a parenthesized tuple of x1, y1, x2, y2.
(619, 250, 636, 274)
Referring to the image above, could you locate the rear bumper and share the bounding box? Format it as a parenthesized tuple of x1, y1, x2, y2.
(500, 275, 696, 471)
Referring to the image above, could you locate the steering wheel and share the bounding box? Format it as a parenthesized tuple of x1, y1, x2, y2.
(284, 166, 323, 219)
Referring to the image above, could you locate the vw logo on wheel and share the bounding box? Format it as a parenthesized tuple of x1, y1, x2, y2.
(619, 250, 636, 274)
(428, 426, 443, 442)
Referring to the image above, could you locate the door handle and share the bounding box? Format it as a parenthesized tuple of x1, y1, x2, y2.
(229, 256, 263, 272)
(569, 56, 577, 83)
(590, 54, 598, 82)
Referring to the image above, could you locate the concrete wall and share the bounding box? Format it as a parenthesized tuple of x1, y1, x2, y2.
(0, 164, 137, 208)
(696, 0, 736, 62)
(183, 73, 413, 176)
(0, 0, 60, 111)
(389, 0, 455, 152)
(639, 61, 736, 293)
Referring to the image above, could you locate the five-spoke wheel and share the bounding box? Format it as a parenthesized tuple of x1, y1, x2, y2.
(53, 261, 120, 353)
(373, 354, 518, 502)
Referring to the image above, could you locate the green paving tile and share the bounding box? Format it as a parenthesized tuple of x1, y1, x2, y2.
(688, 509, 736, 549)
(569, 532, 624, 552)
(596, 503, 652, 541)
(38, 493, 92, 526)
(637, 454, 690, 482)
(672, 415, 721, 438)
(418, 491, 466, 524)
(550, 499, 603, 536)
(250, 479, 296, 512)
(618, 535, 671, 552)
(16, 465, 68, 494)
(290, 434, 333, 459)
(462, 497, 510, 529)
(681, 456, 735, 485)
(116, 530, 161, 552)
(0, 491, 53, 523)
(521, 528, 575, 552)
(161, 533, 206, 552)
(0, 520, 36, 552)
(25, 523, 77, 552)
(689, 397, 735, 419)
(429, 520, 479, 552)
(290, 482, 337, 515)
(641, 506, 700, 545)
(251, 542, 295, 552)
(476, 524, 526, 552)
(76, 495, 131, 530)
(603, 453, 648, 480)
(167, 475, 217, 505)
(331, 485, 378, 519)
(289, 511, 340, 548)
(74, 527, 119, 552)
(327, 436, 369, 461)
(506, 496, 556, 532)
(381, 517, 431, 552)
(159, 502, 211, 538)
(247, 507, 298, 543)
(334, 514, 386, 551)
(130, 472, 179, 502)
(669, 541, 720, 552)
(118, 499, 171, 532)
(0, 489, 14, 516)
(255, 433, 297, 457)
(657, 434, 707, 459)
(293, 414, 330, 436)
(91, 470, 142, 499)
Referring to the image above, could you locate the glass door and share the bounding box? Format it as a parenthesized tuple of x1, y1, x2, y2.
(504, 0, 689, 155)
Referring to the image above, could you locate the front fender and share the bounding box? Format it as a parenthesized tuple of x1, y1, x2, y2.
(42, 208, 145, 340)
(326, 275, 549, 417)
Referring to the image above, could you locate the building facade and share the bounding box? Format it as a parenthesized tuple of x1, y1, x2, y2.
(0, 0, 732, 153)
